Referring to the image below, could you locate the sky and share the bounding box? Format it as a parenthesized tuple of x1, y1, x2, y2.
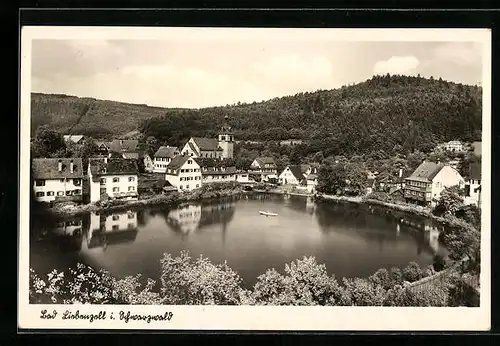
(29, 29, 485, 109)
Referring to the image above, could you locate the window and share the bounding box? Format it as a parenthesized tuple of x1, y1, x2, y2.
(74, 190, 81, 195)
(128, 177, 135, 182)
(196, 184, 199, 188)
(57, 191, 64, 196)
(60, 179, 65, 183)
(66, 190, 72, 196)
(113, 177, 119, 183)
(46, 191, 55, 196)
(112, 225, 119, 231)
(128, 186, 135, 191)
(35, 180, 45, 186)
(188, 160, 192, 164)
(35, 192, 45, 197)
(186, 185, 189, 189)
(128, 213, 134, 219)
(180, 185, 183, 190)
(181, 169, 185, 173)
(100, 188, 106, 194)
(112, 215, 119, 221)
(100, 178, 106, 185)
(73, 179, 81, 186)
(113, 187, 119, 192)
(128, 223, 135, 229)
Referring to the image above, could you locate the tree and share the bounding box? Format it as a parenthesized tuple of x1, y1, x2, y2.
(433, 185, 465, 216)
(316, 162, 347, 195)
(146, 136, 160, 157)
(31, 125, 66, 158)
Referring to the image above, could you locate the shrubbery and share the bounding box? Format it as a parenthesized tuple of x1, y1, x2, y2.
(29, 252, 478, 307)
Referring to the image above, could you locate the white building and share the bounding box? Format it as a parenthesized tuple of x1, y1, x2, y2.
(444, 140, 465, 153)
(181, 119, 234, 160)
(32, 158, 84, 204)
(165, 155, 202, 192)
(305, 174, 318, 193)
(63, 135, 85, 145)
(279, 165, 306, 185)
(464, 162, 482, 208)
(249, 157, 278, 182)
(202, 166, 237, 184)
(404, 160, 465, 207)
(153, 146, 180, 173)
(88, 157, 139, 203)
(181, 137, 224, 159)
(141, 152, 155, 173)
(235, 171, 252, 183)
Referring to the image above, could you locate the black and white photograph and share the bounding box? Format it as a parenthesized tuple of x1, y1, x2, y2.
(19, 26, 491, 331)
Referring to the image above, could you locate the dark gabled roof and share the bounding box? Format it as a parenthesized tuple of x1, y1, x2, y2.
(32, 158, 84, 179)
(191, 137, 223, 151)
(89, 158, 138, 177)
(166, 155, 198, 173)
(187, 142, 199, 155)
(154, 146, 179, 158)
(406, 161, 445, 182)
(109, 139, 139, 153)
(201, 166, 237, 175)
(282, 165, 305, 181)
(469, 163, 481, 180)
(254, 157, 277, 167)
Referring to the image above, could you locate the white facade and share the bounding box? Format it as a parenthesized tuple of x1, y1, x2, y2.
(33, 177, 83, 203)
(88, 165, 138, 203)
(235, 172, 252, 183)
(202, 172, 237, 184)
(430, 166, 466, 202)
(54, 218, 83, 236)
(278, 167, 303, 185)
(143, 154, 154, 173)
(165, 158, 202, 192)
(153, 157, 173, 173)
(218, 134, 234, 159)
(181, 138, 223, 159)
(306, 177, 318, 193)
(444, 141, 464, 152)
(464, 178, 481, 207)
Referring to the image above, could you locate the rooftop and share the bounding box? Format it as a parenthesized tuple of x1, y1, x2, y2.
(406, 161, 445, 182)
(32, 158, 84, 180)
(109, 139, 139, 153)
(166, 155, 197, 173)
(89, 157, 138, 177)
(469, 162, 481, 180)
(63, 135, 85, 143)
(191, 137, 223, 151)
(154, 146, 179, 158)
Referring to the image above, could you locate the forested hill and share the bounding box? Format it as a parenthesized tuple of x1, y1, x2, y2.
(140, 74, 482, 155)
(30, 93, 187, 138)
(32, 74, 482, 156)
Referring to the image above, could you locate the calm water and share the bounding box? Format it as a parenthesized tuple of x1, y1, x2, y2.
(30, 194, 447, 288)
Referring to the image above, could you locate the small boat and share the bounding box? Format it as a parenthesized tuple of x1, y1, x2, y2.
(259, 211, 278, 217)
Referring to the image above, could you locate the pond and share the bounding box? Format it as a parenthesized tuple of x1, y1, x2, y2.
(30, 193, 448, 289)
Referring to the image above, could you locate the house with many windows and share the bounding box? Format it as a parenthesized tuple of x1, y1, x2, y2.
(464, 162, 482, 208)
(165, 155, 202, 192)
(88, 157, 139, 203)
(202, 166, 238, 184)
(249, 157, 278, 182)
(279, 165, 305, 185)
(403, 160, 465, 207)
(32, 158, 84, 205)
(153, 146, 180, 173)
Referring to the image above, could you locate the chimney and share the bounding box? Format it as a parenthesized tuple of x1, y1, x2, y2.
(58, 159, 62, 172)
(70, 160, 74, 173)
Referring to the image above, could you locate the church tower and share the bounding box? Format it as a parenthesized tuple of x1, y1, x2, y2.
(218, 115, 234, 159)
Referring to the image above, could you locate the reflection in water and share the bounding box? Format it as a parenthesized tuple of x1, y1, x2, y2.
(164, 200, 237, 243)
(30, 193, 450, 287)
(85, 210, 139, 250)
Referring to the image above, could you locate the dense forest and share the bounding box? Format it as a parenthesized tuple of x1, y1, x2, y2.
(31, 74, 482, 172)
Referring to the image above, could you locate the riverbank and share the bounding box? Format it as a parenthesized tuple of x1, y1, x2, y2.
(35, 182, 246, 218)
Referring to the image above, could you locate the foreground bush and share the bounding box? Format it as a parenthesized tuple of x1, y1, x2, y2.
(29, 252, 479, 307)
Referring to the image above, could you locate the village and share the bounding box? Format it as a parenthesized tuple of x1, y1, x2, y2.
(31, 114, 482, 212)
